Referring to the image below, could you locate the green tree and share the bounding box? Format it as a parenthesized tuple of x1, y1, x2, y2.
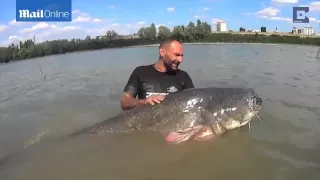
(106, 30, 118, 40)
(149, 23, 157, 39)
(171, 25, 185, 41)
(158, 26, 171, 40)
(185, 21, 196, 41)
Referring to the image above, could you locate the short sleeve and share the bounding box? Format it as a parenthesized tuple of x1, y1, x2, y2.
(123, 67, 140, 97)
(183, 72, 195, 89)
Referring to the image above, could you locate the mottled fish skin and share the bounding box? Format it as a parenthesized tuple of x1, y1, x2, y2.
(70, 87, 262, 142)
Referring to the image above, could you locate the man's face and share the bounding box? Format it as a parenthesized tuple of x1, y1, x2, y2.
(160, 41, 184, 72)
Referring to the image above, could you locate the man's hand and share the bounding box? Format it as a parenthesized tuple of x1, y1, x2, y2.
(145, 95, 165, 105)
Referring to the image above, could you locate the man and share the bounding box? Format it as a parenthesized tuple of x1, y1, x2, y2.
(120, 38, 195, 110)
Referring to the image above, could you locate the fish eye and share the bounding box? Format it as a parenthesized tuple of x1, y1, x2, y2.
(248, 96, 256, 109)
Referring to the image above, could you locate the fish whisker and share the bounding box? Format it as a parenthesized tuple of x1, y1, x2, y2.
(258, 95, 268, 100)
(248, 121, 251, 131)
(255, 114, 262, 121)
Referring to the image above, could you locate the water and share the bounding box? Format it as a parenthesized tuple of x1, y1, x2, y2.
(0, 44, 319, 180)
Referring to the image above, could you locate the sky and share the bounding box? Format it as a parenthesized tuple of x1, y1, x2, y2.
(0, 0, 319, 47)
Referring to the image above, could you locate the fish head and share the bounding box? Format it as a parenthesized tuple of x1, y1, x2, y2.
(164, 88, 263, 144)
(190, 88, 263, 141)
(205, 88, 263, 132)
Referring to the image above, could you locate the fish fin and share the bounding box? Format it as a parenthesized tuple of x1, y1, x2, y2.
(200, 111, 219, 135)
(200, 110, 216, 124)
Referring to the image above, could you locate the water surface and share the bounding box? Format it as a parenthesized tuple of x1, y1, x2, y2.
(0, 44, 319, 180)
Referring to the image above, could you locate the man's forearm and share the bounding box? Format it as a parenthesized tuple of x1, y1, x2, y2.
(121, 97, 145, 110)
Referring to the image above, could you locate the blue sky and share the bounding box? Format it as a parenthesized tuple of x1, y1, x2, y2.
(0, 0, 319, 47)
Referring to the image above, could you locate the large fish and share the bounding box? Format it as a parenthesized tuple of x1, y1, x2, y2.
(71, 87, 263, 144)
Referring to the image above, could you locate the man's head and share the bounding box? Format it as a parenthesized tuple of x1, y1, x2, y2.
(159, 38, 183, 73)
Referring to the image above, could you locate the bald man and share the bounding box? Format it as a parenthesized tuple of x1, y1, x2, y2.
(120, 38, 195, 110)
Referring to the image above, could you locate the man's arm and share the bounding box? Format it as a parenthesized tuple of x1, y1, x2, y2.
(120, 92, 146, 110)
(120, 67, 146, 110)
(183, 72, 195, 89)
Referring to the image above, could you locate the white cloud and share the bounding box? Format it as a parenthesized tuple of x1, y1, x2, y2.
(1, 24, 116, 46)
(1, 25, 88, 46)
(260, 2, 266, 7)
(70, 10, 105, 23)
(126, 21, 146, 30)
(241, 12, 252, 15)
(0, 35, 25, 46)
(109, 5, 115, 8)
(262, 16, 292, 22)
(0, 25, 9, 33)
(19, 22, 51, 33)
(8, 19, 27, 26)
(271, 0, 299, 4)
(309, 1, 320, 11)
(73, 16, 93, 22)
(35, 25, 88, 42)
(243, 4, 320, 23)
(309, 17, 320, 23)
(111, 23, 120, 27)
(194, 15, 207, 19)
(256, 7, 281, 17)
(261, 15, 320, 23)
(87, 22, 145, 36)
(73, 16, 103, 23)
(211, 18, 224, 24)
(195, 7, 211, 13)
(0, 9, 148, 47)
(72, 9, 88, 17)
(167, 7, 175, 12)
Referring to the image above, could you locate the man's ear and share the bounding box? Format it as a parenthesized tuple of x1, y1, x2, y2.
(159, 48, 165, 57)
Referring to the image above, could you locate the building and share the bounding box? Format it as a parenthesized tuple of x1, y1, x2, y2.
(251, 30, 261, 32)
(292, 27, 299, 34)
(303, 27, 314, 35)
(216, 21, 227, 32)
(292, 26, 314, 35)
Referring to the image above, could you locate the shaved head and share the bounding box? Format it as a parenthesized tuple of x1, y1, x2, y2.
(158, 38, 184, 73)
(159, 38, 182, 50)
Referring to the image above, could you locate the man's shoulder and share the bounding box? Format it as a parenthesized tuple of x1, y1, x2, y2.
(177, 69, 191, 77)
(132, 64, 154, 73)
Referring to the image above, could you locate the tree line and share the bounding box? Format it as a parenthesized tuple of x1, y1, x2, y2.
(1, 19, 319, 63)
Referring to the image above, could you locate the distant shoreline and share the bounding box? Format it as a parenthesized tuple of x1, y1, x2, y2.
(51, 42, 320, 58)
(136, 42, 318, 48)
(1, 34, 319, 64)
(2, 18, 320, 63)
(0, 42, 317, 66)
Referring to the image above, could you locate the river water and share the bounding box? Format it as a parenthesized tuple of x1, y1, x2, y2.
(0, 44, 319, 180)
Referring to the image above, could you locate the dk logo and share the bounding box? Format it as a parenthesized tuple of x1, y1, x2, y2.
(292, 7, 309, 23)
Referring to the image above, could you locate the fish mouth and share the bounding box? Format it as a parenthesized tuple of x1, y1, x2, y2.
(165, 111, 261, 144)
(165, 125, 215, 144)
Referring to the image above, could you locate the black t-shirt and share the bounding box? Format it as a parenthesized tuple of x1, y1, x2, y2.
(123, 64, 195, 99)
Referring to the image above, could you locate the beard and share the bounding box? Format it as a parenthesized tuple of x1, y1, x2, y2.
(163, 55, 180, 73)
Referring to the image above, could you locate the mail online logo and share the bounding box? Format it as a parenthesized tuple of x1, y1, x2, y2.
(16, 0, 72, 22)
(292, 7, 310, 23)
